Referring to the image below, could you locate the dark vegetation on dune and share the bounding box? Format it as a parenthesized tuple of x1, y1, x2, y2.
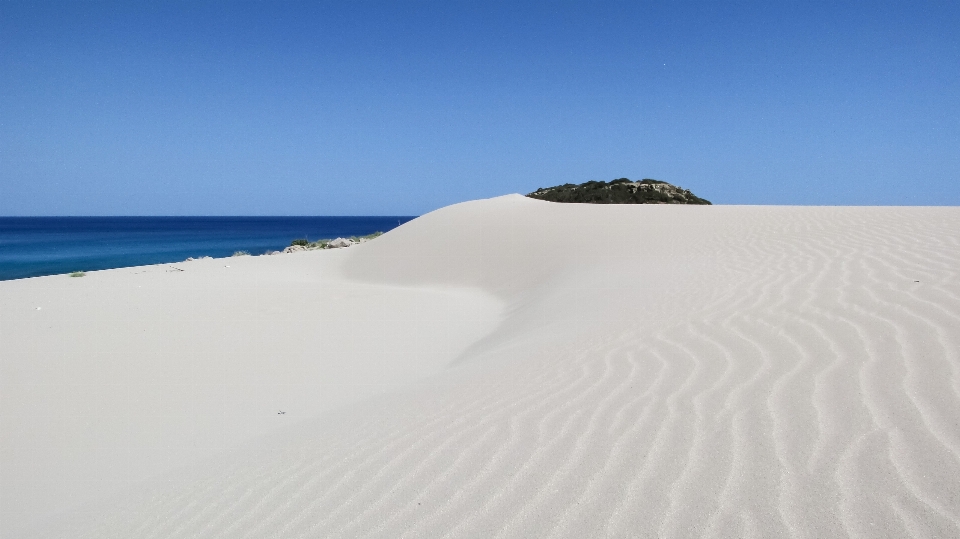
(527, 178, 711, 205)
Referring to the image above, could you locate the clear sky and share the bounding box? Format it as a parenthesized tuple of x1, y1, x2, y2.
(2, 1, 958, 215)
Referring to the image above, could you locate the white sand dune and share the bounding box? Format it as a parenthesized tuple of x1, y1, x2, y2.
(2, 195, 960, 538)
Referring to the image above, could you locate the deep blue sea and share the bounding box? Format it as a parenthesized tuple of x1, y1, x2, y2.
(0, 216, 416, 281)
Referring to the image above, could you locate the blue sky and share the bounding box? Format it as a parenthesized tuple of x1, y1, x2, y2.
(2, 1, 958, 215)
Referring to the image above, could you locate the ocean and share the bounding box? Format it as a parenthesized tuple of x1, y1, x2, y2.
(0, 216, 416, 281)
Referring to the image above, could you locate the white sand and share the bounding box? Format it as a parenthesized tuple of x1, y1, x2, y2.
(2, 195, 960, 538)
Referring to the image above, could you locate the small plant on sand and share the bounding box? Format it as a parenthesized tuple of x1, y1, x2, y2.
(69, 271, 86, 277)
(348, 232, 384, 242)
(290, 239, 309, 247)
(231, 250, 250, 257)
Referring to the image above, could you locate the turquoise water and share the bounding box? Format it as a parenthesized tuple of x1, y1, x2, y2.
(0, 216, 416, 281)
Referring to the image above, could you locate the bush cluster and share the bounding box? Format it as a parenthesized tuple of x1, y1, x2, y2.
(526, 178, 710, 205)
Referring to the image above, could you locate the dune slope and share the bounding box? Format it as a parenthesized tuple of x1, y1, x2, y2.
(4, 195, 960, 538)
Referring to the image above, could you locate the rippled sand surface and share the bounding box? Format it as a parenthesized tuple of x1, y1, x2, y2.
(3, 195, 959, 538)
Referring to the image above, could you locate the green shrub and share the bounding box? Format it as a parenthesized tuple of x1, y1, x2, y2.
(527, 178, 711, 205)
(69, 271, 86, 277)
(290, 239, 309, 247)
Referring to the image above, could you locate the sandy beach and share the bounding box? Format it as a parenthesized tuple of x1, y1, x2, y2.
(2, 194, 959, 538)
